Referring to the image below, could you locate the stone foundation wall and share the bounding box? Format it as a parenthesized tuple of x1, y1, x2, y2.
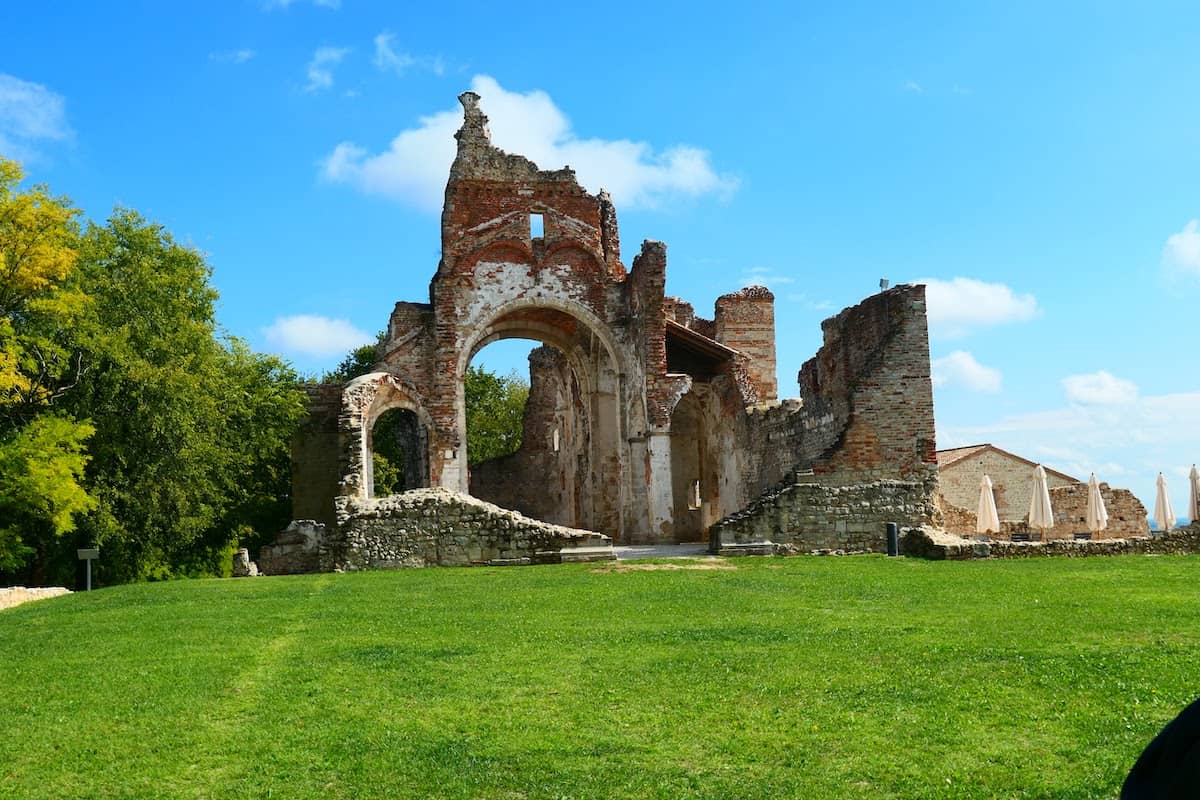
(901, 523, 1200, 560)
(710, 476, 940, 555)
(324, 488, 613, 570)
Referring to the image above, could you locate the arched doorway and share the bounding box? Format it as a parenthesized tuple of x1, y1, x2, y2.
(338, 373, 433, 500)
(455, 300, 625, 538)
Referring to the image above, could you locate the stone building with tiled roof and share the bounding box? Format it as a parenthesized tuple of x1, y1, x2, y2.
(936, 443, 1149, 540)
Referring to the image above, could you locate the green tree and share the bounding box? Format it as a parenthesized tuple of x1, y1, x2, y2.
(464, 365, 528, 465)
(0, 158, 95, 572)
(52, 210, 307, 583)
(322, 332, 384, 383)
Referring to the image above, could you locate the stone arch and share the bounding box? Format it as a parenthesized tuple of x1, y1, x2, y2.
(541, 242, 603, 271)
(463, 240, 533, 270)
(454, 298, 626, 538)
(339, 372, 435, 500)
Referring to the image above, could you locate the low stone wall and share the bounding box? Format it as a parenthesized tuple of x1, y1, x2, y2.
(323, 488, 614, 571)
(258, 521, 324, 575)
(0, 586, 72, 611)
(710, 477, 939, 556)
(900, 523, 1200, 560)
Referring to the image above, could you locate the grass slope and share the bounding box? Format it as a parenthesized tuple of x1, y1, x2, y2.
(2, 556, 1198, 799)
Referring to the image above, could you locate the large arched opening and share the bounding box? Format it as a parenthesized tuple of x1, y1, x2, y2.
(456, 300, 625, 539)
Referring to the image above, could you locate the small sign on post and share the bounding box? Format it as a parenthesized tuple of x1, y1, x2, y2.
(77, 548, 99, 591)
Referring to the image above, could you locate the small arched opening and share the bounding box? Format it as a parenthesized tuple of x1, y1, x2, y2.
(366, 407, 428, 498)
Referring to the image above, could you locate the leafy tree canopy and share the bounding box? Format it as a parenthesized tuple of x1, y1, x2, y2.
(0, 158, 95, 572)
(0, 158, 308, 584)
(464, 364, 528, 465)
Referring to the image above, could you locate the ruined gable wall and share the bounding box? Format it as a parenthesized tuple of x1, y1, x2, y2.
(709, 284, 940, 552)
(938, 451, 1075, 521)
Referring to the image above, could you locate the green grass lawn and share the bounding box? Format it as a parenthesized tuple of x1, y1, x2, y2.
(2, 555, 1198, 799)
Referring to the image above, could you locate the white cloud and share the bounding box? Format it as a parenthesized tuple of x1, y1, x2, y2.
(0, 73, 72, 160)
(263, 315, 370, 357)
(918, 277, 1039, 339)
(784, 293, 836, 312)
(209, 49, 256, 64)
(320, 74, 738, 212)
(305, 46, 350, 92)
(1062, 370, 1139, 405)
(937, 390, 1200, 512)
(372, 32, 444, 77)
(903, 80, 925, 94)
(740, 266, 794, 288)
(264, 0, 340, 9)
(1163, 219, 1200, 276)
(931, 350, 1002, 392)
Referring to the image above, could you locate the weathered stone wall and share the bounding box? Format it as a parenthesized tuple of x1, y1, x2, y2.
(259, 520, 325, 575)
(1044, 483, 1149, 539)
(901, 522, 1200, 560)
(325, 489, 613, 570)
(939, 450, 1075, 521)
(710, 475, 939, 555)
(291, 383, 342, 528)
(938, 484, 1149, 540)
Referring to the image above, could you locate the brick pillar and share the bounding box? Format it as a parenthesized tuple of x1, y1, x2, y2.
(715, 286, 777, 402)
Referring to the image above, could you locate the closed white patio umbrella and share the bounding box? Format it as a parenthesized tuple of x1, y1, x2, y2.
(1028, 465, 1054, 538)
(1154, 472, 1175, 534)
(976, 474, 1001, 536)
(1189, 465, 1199, 524)
(1085, 473, 1108, 539)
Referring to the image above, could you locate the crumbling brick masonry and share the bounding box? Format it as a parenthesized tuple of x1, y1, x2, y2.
(280, 92, 943, 569)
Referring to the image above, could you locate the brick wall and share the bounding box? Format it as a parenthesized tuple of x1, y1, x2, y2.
(714, 286, 777, 402)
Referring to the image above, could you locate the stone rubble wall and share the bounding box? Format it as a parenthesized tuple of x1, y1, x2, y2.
(258, 520, 325, 575)
(323, 488, 614, 571)
(900, 522, 1200, 560)
(0, 586, 72, 611)
(710, 476, 939, 555)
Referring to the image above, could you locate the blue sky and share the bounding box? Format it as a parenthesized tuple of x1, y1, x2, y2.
(3, 0, 1199, 518)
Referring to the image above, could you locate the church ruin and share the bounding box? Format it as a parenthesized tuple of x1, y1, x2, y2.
(280, 92, 941, 571)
